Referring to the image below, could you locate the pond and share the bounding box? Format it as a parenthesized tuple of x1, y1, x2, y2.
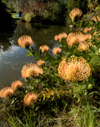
(0, 21, 73, 89)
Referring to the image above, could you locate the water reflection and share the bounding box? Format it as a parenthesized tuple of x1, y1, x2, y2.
(0, 21, 71, 89)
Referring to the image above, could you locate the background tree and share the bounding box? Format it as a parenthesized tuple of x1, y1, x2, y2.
(0, 0, 15, 32)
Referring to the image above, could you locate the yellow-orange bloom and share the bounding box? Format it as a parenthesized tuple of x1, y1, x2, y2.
(58, 58, 68, 80)
(18, 35, 34, 48)
(53, 47, 62, 55)
(83, 27, 92, 33)
(54, 35, 59, 41)
(66, 33, 79, 47)
(78, 42, 93, 51)
(83, 34, 92, 41)
(21, 63, 43, 78)
(69, 8, 82, 22)
(0, 87, 14, 98)
(66, 32, 92, 47)
(37, 60, 45, 66)
(39, 45, 49, 52)
(54, 32, 67, 41)
(11, 80, 23, 90)
(60, 32, 67, 39)
(91, 16, 100, 22)
(58, 57, 91, 82)
(23, 92, 38, 106)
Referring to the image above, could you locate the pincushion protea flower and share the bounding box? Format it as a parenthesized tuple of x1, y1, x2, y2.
(53, 47, 62, 55)
(78, 42, 93, 51)
(54, 35, 59, 41)
(18, 35, 34, 48)
(37, 60, 45, 66)
(66, 33, 79, 47)
(58, 57, 91, 82)
(39, 45, 49, 52)
(83, 27, 92, 33)
(0, 87, 14, 98)
(21, 63, 43, 78)
(23, 92, 38, 106)
(11, 80, 23, 90)
(91, 16, 100, 22)
(54, 32, 67, 41)
(66, 32, 92, 47)
(83, 34, 92, 41)
(69, 8, 82, 22)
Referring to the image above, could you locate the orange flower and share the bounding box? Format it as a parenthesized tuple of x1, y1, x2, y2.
(66, 33, 79, 47)
(58, 58, 68, 80)
(0, 87, 14, 98)
(54, 32, 67, 41)
(37, 60, 45, 66)
(69, 8, 82, 22)
(54, 35, 59, 41)
(91, 16, 100, 22)
(39, 45, 49, 52)
(21, 63, 43, 78)
(78, 42, 89, 51)
(76, 32, 86, 42)
(23, 92, 38, 106)
(60, 32, 67, 39)
(11, 80, 23, 90)
(58, 57, 91, 82)
(83, 27, 92, 33)
(66, 32, 92, 47)
(18, 35, 34, 48)
(53, 47, 62, 55)
(83, 34, 92, 41)
(78, 42, 93, 51)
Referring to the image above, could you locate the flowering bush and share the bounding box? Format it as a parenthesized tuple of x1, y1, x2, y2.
(0, 8, 100, 126)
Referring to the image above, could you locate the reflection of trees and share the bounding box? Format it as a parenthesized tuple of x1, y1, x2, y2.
(0, 33, 12, 52)
(11, 21, 70, 51)
(0, 21, 70, 53)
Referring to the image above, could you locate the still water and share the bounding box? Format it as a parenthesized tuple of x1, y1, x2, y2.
(0, 21, 72, 89)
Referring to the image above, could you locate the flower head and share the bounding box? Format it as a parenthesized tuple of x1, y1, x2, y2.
(53, 47, 62, 55)
(91, 16, 100, 22)
(58, 57, 91, 82)
(83, 27, 92, 33)
(37, 60, 45, 66)
(21, 63, 43, 78)
(23, 92, 38, 106)
(18, 35, 34, 48)
(69, 8, 82, 22)
(66, 32, 92, 47)
(78, 42, 89, 51)
(54, 32, 67, 41)
(54, 35, 59, 41)
(11, 80, 23, 90)
(66, 33, 79, 47)
(0, 87, 14, 98)
(78, 42, 93, 51)
(39, 45, 49, 52)
(83, 34, 92, 41)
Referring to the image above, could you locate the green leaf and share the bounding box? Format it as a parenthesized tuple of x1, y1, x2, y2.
(26, 52, 33, 57)
(90, 56, 100, 65)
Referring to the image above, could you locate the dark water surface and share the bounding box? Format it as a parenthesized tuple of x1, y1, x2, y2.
(0, 21, 71, 89)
